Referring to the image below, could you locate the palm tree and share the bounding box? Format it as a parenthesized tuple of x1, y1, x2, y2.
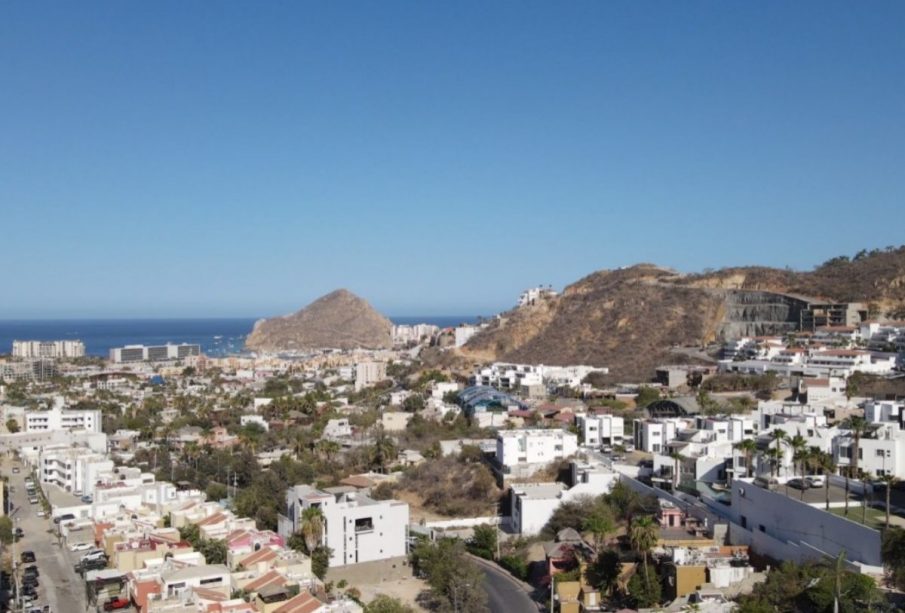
(765, 447, 783, 478)
(789, 434, 808, 476)
(847, 416, 868, 479)
(769, 430, 788, 477)
(669, 451, 684, 490)
(860, 470, 872, 525)
(300, 506, 324, 554)
(879, 474, 899, 528)
(369, 427, 397, 473)
(733, 439, 758, 479)
(629, 515, 659, 582)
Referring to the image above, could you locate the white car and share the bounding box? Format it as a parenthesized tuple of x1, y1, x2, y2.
(805, 475, 826, 488)
(36, 510, 46, 518)
(69, 542, 94, 552)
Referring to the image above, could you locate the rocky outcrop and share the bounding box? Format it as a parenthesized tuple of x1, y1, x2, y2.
(245, 289, 392, 352)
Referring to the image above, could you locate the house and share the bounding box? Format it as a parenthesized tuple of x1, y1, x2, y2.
(496, 429, 579, 480)
(279, 485, 409, 568)
(575, 413, 624, 448)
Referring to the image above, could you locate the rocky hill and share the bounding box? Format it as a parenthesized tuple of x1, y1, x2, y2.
(245, 289, 392, 352)
(460, 247, 905, 381)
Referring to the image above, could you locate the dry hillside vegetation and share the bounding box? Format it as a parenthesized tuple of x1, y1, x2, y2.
(461, 247, 905, 381)
(246, 289, 392, 351)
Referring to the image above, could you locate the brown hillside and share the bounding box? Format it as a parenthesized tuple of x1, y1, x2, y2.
(246, 289, 392, 351)
(460, 247, 905, 381)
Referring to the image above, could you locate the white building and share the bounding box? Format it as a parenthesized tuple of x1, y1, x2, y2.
(833, 405, 905, 479)
(240, 414, 270, 431)
(25, 399, 101, 434)
(472, 362, 604, 391)
(634, 419, 684, 454)
(454, 325, 481, 348)
(354, 362, 387, 391)
(518, 286, 557, 307)
(279, 485, 409, 567)
(576, 413, 624, 447)
(391, 324, 439, 346)
(39, 444, 114, 496)
(510, 460, 620, 534)
(108, 343, 201, 363)
(496, 429, 579, 478)
(323, 418, 353, 440)
(12, 340, 85, 359)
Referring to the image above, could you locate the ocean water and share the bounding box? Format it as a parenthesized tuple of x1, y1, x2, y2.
(0, 316, 480, 357)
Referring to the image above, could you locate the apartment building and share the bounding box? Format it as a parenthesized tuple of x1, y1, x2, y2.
(496, 429, 579, 478)
(24, 404, 101, 434)
(354, 361, 386, 391)
(12, 339, 85, 359)
(575, 413, 624, 447)
(279, 485, 409, 567)
(39, 444, 114, 496)
(109, 343, 201, 363)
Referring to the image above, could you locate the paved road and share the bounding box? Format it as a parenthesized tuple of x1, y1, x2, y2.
(471, 556, 539, 613)
(4, 456, 88, 613)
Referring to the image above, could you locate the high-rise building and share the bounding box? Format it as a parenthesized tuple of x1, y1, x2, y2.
(12, 340, 85, 359)
(108, 343, 201, 363)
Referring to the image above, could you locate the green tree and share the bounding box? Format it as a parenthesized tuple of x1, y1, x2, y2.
(311, 545, 332, 580)
(411, 538, 488, 613)
(5, 418, 19, 433)
(583, 504, 615, 552)
(879, 474, 899, 528)
(629, 515, 659, 581)
(300, 507, 325, 554)
(365, 595, 415, 613)
(882, 527, 905, 591)
(627, 567, 661, 608)
(402, 394, 425, 413)
(467, 524, 497, 560)
(586, 549, 621, 596)
(198, 538, 228, 564)
(734, 438, 758, 479)
(634, 386, 660, 409)
(0, 516, 13, 545)
(369, 428, 397, 472)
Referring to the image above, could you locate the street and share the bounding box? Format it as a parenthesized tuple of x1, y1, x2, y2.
(4, 456, 88, 613)
(471, 555, 539, 613)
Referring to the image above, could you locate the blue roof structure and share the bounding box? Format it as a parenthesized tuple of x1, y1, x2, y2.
(458, 385, 527, 414)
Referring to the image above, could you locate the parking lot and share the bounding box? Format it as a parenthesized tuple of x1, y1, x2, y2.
(3, 455, 89, 612)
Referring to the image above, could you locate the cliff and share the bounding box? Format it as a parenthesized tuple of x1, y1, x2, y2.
(245, 289, 392, 352)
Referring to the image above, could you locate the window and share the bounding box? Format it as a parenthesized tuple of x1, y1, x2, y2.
(354, 517, 374, 533)
(877, 449, 886, 458)
(759, 525, 766, 533)
(740, 516, 747, 529)
(200, 577, 222, 586)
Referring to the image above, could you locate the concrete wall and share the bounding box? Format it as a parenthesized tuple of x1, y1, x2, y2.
(729, 480, 881, 566)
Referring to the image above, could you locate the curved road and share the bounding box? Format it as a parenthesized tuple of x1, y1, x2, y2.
(471, 556, 539, 613)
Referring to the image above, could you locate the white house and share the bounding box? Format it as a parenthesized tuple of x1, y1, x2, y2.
(510, 460, 620, 534)
(576, 413, 624, 448)
(496, 429, 579, 479)
(240, 414, 270, 431)
(279, 485, 409, 568)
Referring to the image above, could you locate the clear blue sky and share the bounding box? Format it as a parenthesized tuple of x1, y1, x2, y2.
(2, 2, 904, 318)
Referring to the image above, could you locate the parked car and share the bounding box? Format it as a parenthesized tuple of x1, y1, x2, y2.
(69, 542, 94, 552)
(36, 510, 47, 518)
(81, 549, 106, 561)
(624, 443, 636, 452)
(21, 551, 36, 563)
(23, 565, 39, 577)
(103, 597, 130, 610)
(787, 478, 811, 490)
(80, 495, 93, 503)
(12, 466, 19, 473)
(53, 513, 75, 525)
(806, 475, 826, 488)
(15, 527, 25, 538)
(28, 497, 38, 504)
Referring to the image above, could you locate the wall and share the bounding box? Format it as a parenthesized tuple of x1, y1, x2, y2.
(729, 480, 881, 566)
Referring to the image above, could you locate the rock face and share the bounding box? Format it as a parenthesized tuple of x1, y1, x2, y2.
(245, 289, 392, 352)
(460, 246, 905, 380)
